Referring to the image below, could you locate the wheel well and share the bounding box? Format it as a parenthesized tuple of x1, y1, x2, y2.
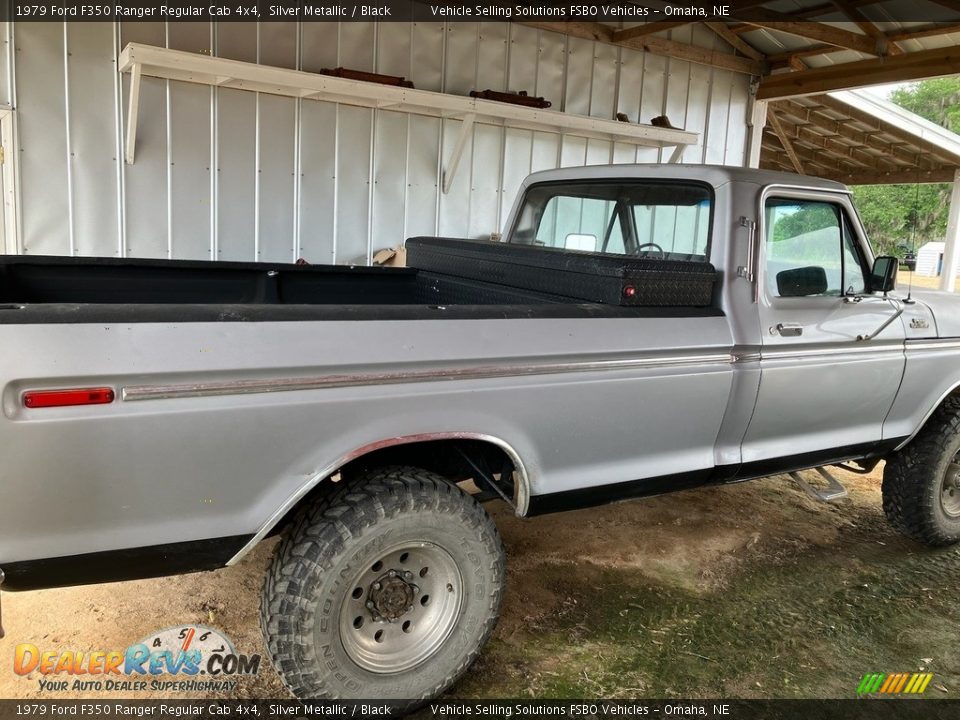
(891, 386, 960, 457)
(266, 439, 515, 539)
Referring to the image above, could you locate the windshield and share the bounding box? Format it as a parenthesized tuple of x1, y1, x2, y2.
(510, 181, 712, 261)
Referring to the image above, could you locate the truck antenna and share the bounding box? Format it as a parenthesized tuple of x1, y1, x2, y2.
(905, 182, 919, 304)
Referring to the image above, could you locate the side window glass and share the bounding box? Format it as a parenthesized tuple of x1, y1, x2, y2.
(765, 199, 843, 298)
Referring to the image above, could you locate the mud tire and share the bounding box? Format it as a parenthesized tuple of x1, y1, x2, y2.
(260, 466, 505, 709)
(883, 397, 960, 547)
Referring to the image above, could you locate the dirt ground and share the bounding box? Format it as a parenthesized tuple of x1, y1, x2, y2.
(2, 463, 959, 701)
(898, 273, 959, 292)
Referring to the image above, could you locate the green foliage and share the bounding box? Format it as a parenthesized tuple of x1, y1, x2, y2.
(890, 77, 960, 132)
(770, 203, 837, 243)
(853, 183, 950, 257)
(851, 78, 958, 257)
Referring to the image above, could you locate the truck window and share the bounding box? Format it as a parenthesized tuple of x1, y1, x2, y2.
(511, 181, 711, 260)
(764, 198, 867, 298)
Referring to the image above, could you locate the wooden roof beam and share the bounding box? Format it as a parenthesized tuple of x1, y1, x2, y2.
(765, 22, 960, 67)
(767, 22, 960, 67)
(773, 99, 932, 168)
(611, 22, 690, 42)
(757, 44, 960, 99)
(815, 93, 960, 165)
(737, 15, 879, 55)
(704, 22, 766, 61)
(826, 168, 958, 184)
(887, 21, 960, 43)
(770, 113, 906, 170)
(829, 0, 902, 54)
(762, 134, 860, 174)
(516, 21, 764, 76)
(731, 0, 886, 32)
(767, 111, 806, 173)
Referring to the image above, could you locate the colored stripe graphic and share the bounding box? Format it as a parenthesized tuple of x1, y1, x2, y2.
(858, 672, 932, 694)
(893, 674, 909, 693)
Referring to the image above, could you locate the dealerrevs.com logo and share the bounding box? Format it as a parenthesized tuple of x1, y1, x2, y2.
(14, 625, 261, 693)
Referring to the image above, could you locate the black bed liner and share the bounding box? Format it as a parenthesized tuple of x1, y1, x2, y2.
(0, 238, 719, 310)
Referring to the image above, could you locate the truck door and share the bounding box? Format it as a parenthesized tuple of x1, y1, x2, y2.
(740, 189, 906, 471)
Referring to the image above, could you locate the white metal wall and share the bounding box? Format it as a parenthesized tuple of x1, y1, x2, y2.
(6, 21, 751, 264)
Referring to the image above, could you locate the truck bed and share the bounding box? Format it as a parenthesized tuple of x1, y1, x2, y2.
(0, 238, 719, 323)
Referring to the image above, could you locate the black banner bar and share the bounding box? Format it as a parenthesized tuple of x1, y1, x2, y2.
(4, 0, 960, 22)
(0, 700, 956, 720)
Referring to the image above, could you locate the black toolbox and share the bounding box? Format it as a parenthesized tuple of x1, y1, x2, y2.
(406, 237, 718, 307)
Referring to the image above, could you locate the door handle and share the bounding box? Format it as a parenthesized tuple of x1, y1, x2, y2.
(775, 322, 803, 337)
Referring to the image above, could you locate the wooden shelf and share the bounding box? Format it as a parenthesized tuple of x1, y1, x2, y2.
(118, 43, 698, 191)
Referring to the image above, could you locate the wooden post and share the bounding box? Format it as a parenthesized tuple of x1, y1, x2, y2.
(940, 169, 960, 293)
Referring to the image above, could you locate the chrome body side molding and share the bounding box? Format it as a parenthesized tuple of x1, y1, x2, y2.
(122, 351, 735, 402)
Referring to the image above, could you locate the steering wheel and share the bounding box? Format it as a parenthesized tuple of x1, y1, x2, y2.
(635, 242, 665, 259)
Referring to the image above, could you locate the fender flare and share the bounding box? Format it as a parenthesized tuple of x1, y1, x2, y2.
(225, 431, 531, 566)
(894, 380, 960, 452)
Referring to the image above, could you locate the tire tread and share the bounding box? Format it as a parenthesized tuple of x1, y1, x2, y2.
(260, 466, 505, 706)
(883, 396, 960, 547)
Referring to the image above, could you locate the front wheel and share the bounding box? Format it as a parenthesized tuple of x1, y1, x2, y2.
(261, 466, 505, 708)
(883, 397, 960, 547)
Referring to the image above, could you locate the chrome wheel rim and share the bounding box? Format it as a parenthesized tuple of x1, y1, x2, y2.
(339, 541, 463, 674)
(943, 456, 960, 518)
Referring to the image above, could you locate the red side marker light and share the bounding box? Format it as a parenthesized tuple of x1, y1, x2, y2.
(23, 387, 115, 409)
(623, 285, 637, 298)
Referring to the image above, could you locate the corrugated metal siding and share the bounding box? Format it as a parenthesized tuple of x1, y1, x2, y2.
(9, 21, 752, 262)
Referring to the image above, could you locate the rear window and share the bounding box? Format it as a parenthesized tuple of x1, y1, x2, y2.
(510, 181, 712, 261)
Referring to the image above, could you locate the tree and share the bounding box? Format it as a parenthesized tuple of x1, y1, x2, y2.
(850, 77, 959, 258)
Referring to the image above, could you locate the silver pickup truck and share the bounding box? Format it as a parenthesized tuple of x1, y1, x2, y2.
(2, 165, 959, 705)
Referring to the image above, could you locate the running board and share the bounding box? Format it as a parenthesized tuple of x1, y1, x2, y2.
(789, 467, 849, 503)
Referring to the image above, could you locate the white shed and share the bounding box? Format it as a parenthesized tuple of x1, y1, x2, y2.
(916, 242, 946, 277)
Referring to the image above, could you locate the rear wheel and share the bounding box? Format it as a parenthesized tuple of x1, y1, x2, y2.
(260, 466, 505, 707)
(883, 397, 960, 547)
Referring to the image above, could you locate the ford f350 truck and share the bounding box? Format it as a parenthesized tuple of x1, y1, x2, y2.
(2, 165, 960, 706)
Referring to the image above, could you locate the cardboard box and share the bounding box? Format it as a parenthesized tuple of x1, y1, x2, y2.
(372, 246, 407, 267)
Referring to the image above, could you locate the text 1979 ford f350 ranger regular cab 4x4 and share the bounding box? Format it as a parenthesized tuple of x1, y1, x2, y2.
(2, 165, 960, 706)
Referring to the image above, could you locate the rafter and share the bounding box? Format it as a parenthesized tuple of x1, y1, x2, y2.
(826, 168, 958, 184)
(816, 94, 960, 166)
(830, 0, 902, 54)
(773, 99, 931, 168)
(887, 22, 960, 42)
(704, 22, 766, 61)
(731, 0, 885, 32)
(758, 21, 960, 62)
(767, 111, 806, 174)
(611, 22, 690, 43)
(517, 21, 764, 76)
(761, 134, 857, 174)
(757, 44, 960, 99)
(738, 15, 878, 55)
(768, 114, 905, 171)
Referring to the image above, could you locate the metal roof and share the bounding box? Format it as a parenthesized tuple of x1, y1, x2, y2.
(760, 89, 960, 184)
